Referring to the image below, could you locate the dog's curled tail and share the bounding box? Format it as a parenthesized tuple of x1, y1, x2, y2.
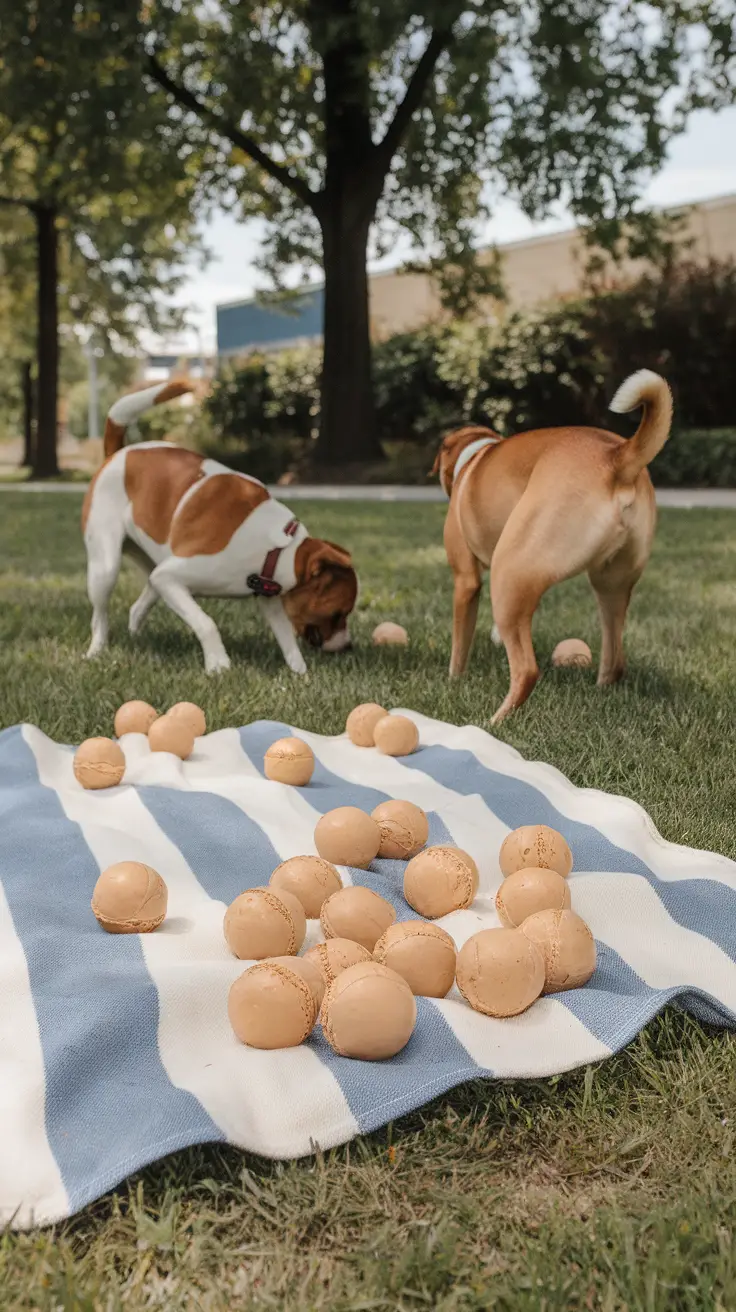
(609, 369, 673, 484)
(103, 378, 194, 458)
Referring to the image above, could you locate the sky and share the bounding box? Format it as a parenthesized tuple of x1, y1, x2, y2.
(155, 103, 736, 355)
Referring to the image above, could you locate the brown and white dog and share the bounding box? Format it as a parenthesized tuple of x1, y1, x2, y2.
(433, 369, 673, 723)
(81, 380, 358, 674)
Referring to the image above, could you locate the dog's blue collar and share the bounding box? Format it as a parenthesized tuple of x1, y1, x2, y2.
(453, 435, 502, 482)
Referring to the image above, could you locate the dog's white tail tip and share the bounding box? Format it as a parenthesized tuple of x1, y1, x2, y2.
(609, 369, 663, 415)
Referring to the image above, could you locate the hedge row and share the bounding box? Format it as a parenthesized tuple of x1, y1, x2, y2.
(192, 258, 736, 486)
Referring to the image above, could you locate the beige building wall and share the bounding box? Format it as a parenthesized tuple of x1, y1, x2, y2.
(366, 192, 736, 335)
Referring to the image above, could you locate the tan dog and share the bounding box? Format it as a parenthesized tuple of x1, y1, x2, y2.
(82, 380, 357, 674)
(433, 370, 673, 722)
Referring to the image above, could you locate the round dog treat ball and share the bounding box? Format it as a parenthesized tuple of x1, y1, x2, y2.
(499, 824, 573, 880)
(223, 887, 306, 960)
(321, 961, 417, 1060)
(304, 938, 373, 988)
(456, 927, 545, 1018)
(520, 908, 597, 994)
(373, 714, 419, 757)
(373, 920, 456, 998)
(148, 714, 195, 760)
(91, 861, 168, 934)
(372, 621, 409, 646)
(345, 703, 387, 747)
(167, 701, 206, 738)
(495, 867, 571, 929)
(371, 799, 429, 859)
(552, 638, 593, 669)
(114, 700, 159, 738)
(404, 845, 479, 919)
(320, 885, 396, 952)
(228, 961, 317, 1049)
(73, 737, 126, 790)
(264, 737, 315, 786)
(314, 807, 381, 869)
(267, 954, 326, 1013)
(269, 855, 342, 918)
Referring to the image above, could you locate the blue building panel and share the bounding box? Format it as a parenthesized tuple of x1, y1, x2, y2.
(217, 289, 324, 355)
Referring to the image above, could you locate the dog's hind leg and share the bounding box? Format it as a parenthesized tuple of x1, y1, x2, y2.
(589, 564, 638, 686)
(445, 514, 483, 677)
(85, 539, 123, 659)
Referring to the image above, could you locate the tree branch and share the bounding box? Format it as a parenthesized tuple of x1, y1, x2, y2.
(147, 54, 319, 214)
(376, 24, 458, 169)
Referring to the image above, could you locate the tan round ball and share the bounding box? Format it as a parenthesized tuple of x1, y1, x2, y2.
(167, 701, 206, 738)
(499, 824, 573, 880)
(345, 703, 388, 747)
(264, 737, 315, 786)
(495, 867, 571, 929)
(371, 799, 429, 859)
(404, 845, 479, 919)
(320, 885, 396, 952)
(267, 954, 326, 1013)
(114, 700, 159, 737)
(73, 737, 126, 790)
(148, 715, 195, 760)
(520, 908, 597, 994)
(552, 638, 593, 668)
(456, 927, 545, 1017)
(224, 887, 306, 960)
(321, 961, 417, 1060)
(314, 807, 381, 869)
(228, 961, 316, 1049)
(372, 621, 409, 646)
(373, 920, 456, 998)
(269, 854, 342, 918)
(373, 714, 419, 757)
(303, 938, 373, 988)
(91, 861, 168, 934)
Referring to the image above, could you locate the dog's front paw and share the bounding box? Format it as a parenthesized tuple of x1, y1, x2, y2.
(287, 654, 308, 676)
(205, 652, 231, 675)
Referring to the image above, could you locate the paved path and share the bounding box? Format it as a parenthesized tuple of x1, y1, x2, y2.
(0, 482, 734, 508)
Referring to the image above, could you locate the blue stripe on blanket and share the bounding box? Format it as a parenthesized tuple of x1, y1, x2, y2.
(0, 727, 219, 1213)
(404, 743, 736, 963)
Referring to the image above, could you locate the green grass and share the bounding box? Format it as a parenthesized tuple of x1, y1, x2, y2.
(1, 492, 736, 1310)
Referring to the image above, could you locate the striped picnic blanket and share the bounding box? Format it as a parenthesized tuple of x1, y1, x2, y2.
(1, 711, 735, 1229)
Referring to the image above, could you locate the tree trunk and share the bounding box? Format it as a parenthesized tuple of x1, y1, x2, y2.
(21, 360, 34, 467)
(316, 210, 382, 467)
(33, 205, 60, 478)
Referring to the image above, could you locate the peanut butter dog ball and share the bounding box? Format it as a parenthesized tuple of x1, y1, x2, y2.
(228, 961, 317, 1049)
(91, 861, 168, 934)
(314, 807, 381, 869)
(495, 868, 571, 929)
(148, 715, 195, 760)
(114, 700, 159, 737)
(267, 955, 326, 1012)
(320, 885, 396, 952)
(373, 714, 419, 757)
(520, 908, 597, 994)
(373, 920, 456, 997)
(304, 938, 374, 988)
(456, 928, 545, 1018)
(499, 824, 573, 880)
(269, 854, 342, 918)
(73, 737, 126, 790)
(345, 703, 388, 747)
(167, 701, 206, 738)
(404, 845, 479, 918)
(372, 622, 409, 646)
(321, 961, 417, 1060)
(224, 887, 306, 960)
(264, 737, 315, 786)
(371, 799, 429, 859)
(552, 638, 592, 668)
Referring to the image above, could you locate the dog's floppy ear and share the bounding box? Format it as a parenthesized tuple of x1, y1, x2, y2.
(298, 538, 353, 579)
(429, 442, 444, 477)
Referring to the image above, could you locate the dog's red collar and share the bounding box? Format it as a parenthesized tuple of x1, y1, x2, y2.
(247, 518, 300, 597)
